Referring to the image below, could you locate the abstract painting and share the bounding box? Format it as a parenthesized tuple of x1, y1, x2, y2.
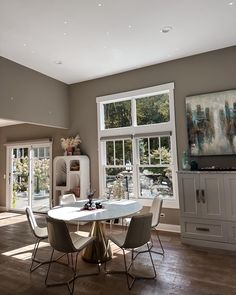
(186, 89, 236, 156)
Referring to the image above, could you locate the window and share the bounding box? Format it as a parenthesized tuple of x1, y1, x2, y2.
(97, 83, 178, 208)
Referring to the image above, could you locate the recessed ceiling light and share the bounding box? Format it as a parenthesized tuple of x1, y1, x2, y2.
(54, 60, 62, 65)
(64, 20, 68, 24)
(98, 3, 102, 7)
(23, 43, 27, 47)
(160, 26, 173, 33)
(128, 25, 132, 29)
(228, 1, 234, 5)
(63, 32, 67, 36)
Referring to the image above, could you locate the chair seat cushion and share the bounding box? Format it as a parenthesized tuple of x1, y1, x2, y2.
(70, 232, 95, 251)
(107, 232, 126, 248)
(34, 226, 48, 239)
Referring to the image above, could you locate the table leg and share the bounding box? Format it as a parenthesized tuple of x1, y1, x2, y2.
(82, 221, 112, 263)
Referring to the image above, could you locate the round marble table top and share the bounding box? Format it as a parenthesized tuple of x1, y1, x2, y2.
(48, 199, 142, 222)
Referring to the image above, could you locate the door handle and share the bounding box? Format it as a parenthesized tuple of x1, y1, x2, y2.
(196, 189, 200, 203)
(196, 227, 209, 232)
(201, 189, 206, 203)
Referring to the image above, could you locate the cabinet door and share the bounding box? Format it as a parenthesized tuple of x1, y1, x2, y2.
(200, 174, 225, 220)
(224, 174, 236, 221)
(178, 173, 201, 218)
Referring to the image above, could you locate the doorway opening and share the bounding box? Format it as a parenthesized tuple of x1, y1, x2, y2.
(6, 141, 52, 213)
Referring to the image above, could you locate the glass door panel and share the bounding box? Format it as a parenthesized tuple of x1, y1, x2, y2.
(11, 147, 30, 210)
(8, 142, 52, 213)
(31, 146, 51, 213)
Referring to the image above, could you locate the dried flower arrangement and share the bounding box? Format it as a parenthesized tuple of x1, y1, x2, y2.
(61, 134, 81, 151)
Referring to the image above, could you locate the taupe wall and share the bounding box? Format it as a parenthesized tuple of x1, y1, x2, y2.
(0, 57, 69, 128)
(0, 124, 68, 207)
(69, 46, 236, 225)
(1, 46, 236, 225)
(0, 57, 70, 207)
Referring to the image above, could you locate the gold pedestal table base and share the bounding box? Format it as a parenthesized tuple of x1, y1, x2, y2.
(82, 221, 112, 263)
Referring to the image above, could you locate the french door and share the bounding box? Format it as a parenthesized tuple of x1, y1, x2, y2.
(6, 141, 52, 213)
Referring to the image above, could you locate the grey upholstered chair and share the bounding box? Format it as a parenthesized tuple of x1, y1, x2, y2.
(45, 216, 100, 295)
(25, 206, 48, 272)
(105, 213, 156, 290)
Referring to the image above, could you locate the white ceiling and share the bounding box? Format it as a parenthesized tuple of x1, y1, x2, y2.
(0, 0, 236, 85)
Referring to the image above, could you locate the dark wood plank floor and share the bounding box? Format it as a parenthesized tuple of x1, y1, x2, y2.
(0, 212, 236, 295)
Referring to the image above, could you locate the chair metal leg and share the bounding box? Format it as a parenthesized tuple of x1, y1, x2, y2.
(45, 248, 100, 294)
(45, 249, 54, 285)
(123, 250, 136, 290)
(30, 237, 51, 272)
(132, 229, 164, 259)
(150, 229, 164, 255)
(147, 242, 157, 279)
(105, 245, 156, 290)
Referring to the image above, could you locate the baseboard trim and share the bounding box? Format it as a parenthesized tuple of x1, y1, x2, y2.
(181, 237, 236, 251)
(0, 206, 7, 212)
(157, 223, 181, 233)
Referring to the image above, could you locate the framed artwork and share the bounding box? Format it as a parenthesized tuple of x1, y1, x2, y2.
(186, 89, 236, 156)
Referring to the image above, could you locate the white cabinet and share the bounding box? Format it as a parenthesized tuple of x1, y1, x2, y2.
(53, 156, 90, 205)
(178, 172, 225, 220)
(178, 171, 236, 250)
(224, 174, 236, 221)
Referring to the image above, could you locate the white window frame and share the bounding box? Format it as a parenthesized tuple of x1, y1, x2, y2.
(5, 139, 53, 211)
(96, 82, 179, 208)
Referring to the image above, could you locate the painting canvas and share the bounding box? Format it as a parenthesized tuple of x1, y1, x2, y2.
(186, 89, 236, 156)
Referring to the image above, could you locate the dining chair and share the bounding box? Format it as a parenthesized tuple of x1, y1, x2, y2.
(25, 206, 48, 272)
(105, 213, 156, 290)
(45, 216, 100, 295)
(149, 195, 164, 255)
(60, 193, 77, 205)
(60, 193, 81, 231)
(124, 196, 164, 255)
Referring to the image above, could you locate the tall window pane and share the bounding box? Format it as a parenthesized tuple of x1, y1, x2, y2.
(136, 93, 170, 125)
(160, 137, 171, 164)
(139, 138, 149, 165)
(106, 141, 114, 165)
(124, 140, 132, 165)
(104, 100, 132, 129)
(115, 141, 123, 165)
(150, 137, 160, 165)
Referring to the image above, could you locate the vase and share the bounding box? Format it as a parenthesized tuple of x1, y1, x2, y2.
(66, 147, 73, 156)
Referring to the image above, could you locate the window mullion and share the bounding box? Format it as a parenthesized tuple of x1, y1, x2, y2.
(148, 137, 150, 165)
(122, 140, 125, 165)
(131, 97, 137, 127)
(113, 140, 116, 165)
(159, 137, 161, 165)
(132, 138, 138, 199)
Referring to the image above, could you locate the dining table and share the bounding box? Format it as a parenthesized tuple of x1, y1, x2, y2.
(47, 198, 142, 263)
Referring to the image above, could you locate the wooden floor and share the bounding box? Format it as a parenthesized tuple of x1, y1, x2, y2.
(1, 212, 236, 295)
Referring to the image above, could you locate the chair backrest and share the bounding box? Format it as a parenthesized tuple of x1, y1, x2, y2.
(123, 213, 152, 249)
(46, 216, 76, 253)
(150, 196, 163, 228)
(60, 193, 76, 205)
(25, 206, 38, 237)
